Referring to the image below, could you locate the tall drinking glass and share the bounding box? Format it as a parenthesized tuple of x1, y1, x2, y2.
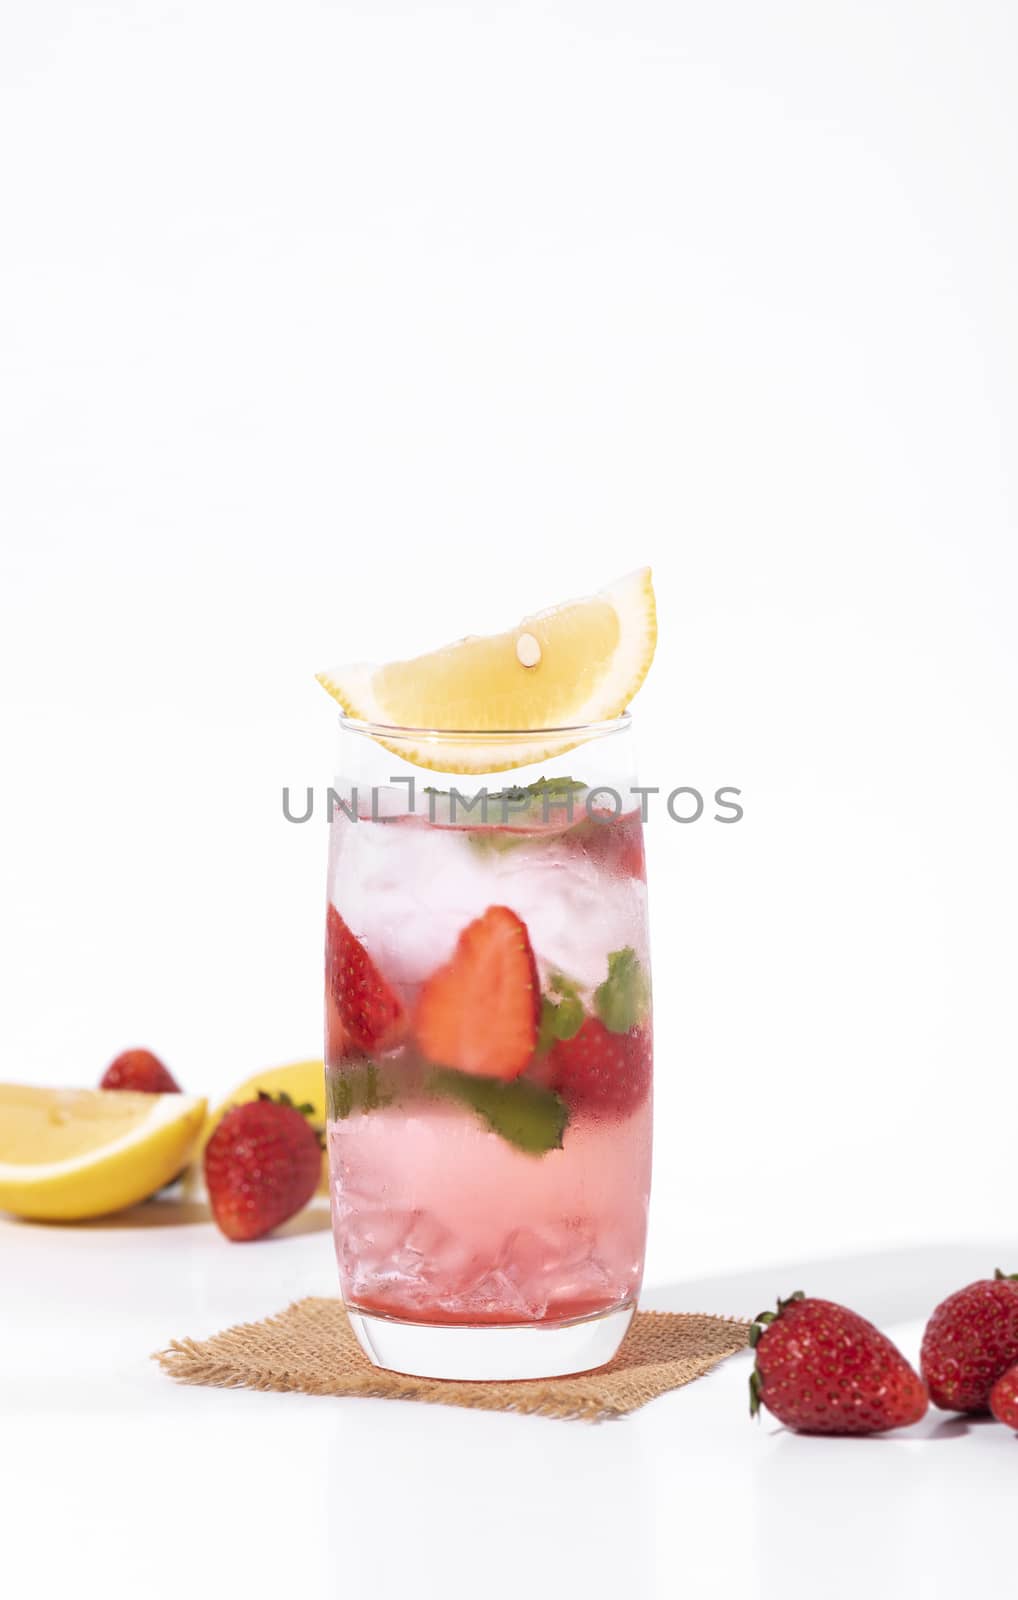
(324, 716, 652, 1379)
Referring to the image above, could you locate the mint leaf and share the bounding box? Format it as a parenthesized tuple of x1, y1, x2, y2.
(537, 996, 559, 1054)
(425, 777, 584, 805)
(536, 974, 585, 1051)
(463, 779, 590, 850)
(425, 777, 587, 839)
(485, 775, 586, 803)
(550, 973, 584, 1036)
(325, 1061, 394, 1120)
(486, 776, 587, 825)
(428, 1068, 568, 1155)
(554, 994, 584, 1039)
(427, 775, 589, 827)
(594, 947, 650, 1034)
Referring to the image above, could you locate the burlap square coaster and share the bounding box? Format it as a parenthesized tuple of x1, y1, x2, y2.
(155, 1298, 749, 1420)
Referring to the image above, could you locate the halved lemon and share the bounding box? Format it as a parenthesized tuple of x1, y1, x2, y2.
(0, 1085, 207, 1221)
(316, 567, 657, 772)
(181, 1059, 328, 1199)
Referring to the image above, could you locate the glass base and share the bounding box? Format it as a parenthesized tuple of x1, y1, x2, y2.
(346, 1301, 636, 1381)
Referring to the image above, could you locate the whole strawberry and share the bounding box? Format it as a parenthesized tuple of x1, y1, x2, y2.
(990, 1364, 1018, 1430)
(205, 1092, 322, 1242)
(920, 1270, 1018, 1412)
(101, 1048, 180, 1094)
(548, 1019, 651, 1117)
(546, 946, 652, 1116)
(750, 1292, 928, 1435)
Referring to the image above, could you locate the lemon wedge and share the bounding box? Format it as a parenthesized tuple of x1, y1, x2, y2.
(182, 1059, 328, 1199)
(316, 567, 657, 772)
(0, 1085, 207, 1221)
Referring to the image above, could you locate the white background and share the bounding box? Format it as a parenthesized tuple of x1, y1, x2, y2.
(2, 3, 1017, 1595)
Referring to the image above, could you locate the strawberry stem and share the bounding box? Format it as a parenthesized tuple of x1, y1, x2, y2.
(776, 1290, 805, 1314)
(256, 1089, 325, 1147)
(257, 1089, 315, 1116)
(747, 1292, 806, 1422)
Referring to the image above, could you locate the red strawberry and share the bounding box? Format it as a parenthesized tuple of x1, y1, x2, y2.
(563, 809, 646, 880)
(750, 1293, 928, 1435)
(326, 906, 407, 1057)
(101, 1048, 180, 1094)
(548, 1018, 652, 1117)
(990, 1364, 1018, 1430)
(414, 906, 539, 1080)
(920, 1271, 1018, 1412)
(204, 1094, 322, 1242)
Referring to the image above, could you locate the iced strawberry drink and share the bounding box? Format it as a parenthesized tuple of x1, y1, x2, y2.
(318, 567, 658, 1377)
(325, 771, 652, 1377)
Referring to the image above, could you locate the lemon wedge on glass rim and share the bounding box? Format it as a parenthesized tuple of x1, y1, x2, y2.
(0, 1085, 207, 1221)
(316, 567, 657, 773)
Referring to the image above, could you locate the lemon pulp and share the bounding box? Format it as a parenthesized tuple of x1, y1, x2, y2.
(0, 1084, 207, 1221)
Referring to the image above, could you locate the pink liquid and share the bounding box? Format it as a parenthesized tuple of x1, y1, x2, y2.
(326, 798, 652, 1327)
(330, 1096, 651, 1323)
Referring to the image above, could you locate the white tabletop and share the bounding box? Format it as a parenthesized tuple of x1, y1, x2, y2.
(4, 1206, 1013, 1600)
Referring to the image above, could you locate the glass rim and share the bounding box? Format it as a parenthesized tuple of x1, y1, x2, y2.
(338, 711, 632, 742)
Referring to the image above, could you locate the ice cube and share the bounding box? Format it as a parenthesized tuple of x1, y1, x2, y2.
(329, 819, 649, 991)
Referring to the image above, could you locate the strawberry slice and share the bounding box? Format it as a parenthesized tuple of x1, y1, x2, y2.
(326, 906, 407, 1056)
(414, 906, 540, 1080)
(548, 1018, 652, 1117)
